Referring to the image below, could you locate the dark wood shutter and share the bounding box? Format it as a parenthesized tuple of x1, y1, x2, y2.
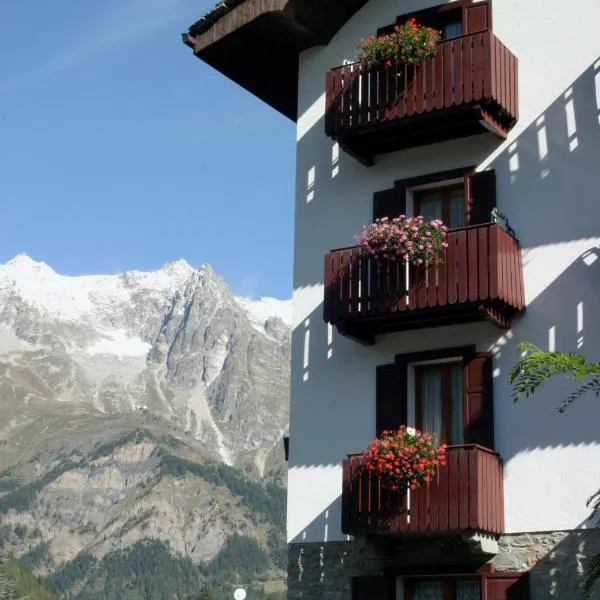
(376, 362, 407, 435)
(482, 572, 529, 600)
(353, 575, 394, 600)
(463, 352, 495, 449)
(465, 169, 496, 225)
(464, 1, 490, 34)
(373, 186, 406, 220)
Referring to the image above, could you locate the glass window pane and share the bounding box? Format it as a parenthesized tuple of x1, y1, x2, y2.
(456, 580, 481, 600)
(413, 581, 444, 600)
(420, 370, 442, 442)
(444, 21, 463, 39)
(450, 364, 464, 445)
(417, 191, 443, 222)
(448, 189, 465, 228)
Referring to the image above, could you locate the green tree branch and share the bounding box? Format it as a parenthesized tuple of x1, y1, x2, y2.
(508, 342, 600, 598)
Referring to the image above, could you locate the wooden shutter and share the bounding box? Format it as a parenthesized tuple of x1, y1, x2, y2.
(376, 362, 407, 435)
(482, 572, 529, 600)
(464, 1, 490, 34)
(465, 169, 496, 225)
(373, 186, 406, 220)
(463, 352, 494, 449)
(353, 575, 394, 600)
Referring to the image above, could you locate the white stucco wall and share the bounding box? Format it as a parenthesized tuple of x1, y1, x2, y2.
(288, 0, 600, 543)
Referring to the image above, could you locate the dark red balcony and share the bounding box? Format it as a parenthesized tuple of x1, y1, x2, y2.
(323, 223, 525, 345)
(325, 31, 518, 165)
(341, 445, 504, 537)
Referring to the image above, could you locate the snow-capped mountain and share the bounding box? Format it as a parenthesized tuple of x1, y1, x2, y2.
(0, 253, 291, 469)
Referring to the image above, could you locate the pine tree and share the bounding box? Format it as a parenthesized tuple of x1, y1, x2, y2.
(509, 342, 600, 598)
(0, 555, 28, 600)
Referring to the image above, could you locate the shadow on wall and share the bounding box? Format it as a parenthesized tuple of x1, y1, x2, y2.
(293, 123, 499, 290)
(488, 57, 600, 249)
(493, 245, 600, 462)
(290, 55, 600, 464)
(290, 494, 343, 545)
(293, 52, 600, 291)
(289, 243, 600, 473)
(287, 521, 600, 599)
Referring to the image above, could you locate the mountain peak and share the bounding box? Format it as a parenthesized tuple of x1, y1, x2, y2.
(3, 253, 55, 276)
(159, 259, 194, 276)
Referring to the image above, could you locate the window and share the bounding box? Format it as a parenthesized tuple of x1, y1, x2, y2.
(414, 183, 465, 229)
(442, 19, 463, 39)
(407, 578, 481, 600)
(376, 347, 494, 450)
(415, 362, 464, 445)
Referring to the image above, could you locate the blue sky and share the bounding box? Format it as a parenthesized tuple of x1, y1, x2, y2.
(0, 0, 295, 299)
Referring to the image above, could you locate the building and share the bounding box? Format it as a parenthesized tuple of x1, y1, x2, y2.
(183, 1, 600, 598)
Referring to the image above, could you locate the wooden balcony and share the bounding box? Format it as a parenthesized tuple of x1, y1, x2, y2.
(325, 31, 518, 165)
(323, 223, 524, 345)
(341, 445, 504, 538)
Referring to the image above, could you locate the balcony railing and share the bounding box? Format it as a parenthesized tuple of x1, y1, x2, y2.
(341, 445, 504, 537)
(323, 223, 524, 344)
(325, 31, 518, 163)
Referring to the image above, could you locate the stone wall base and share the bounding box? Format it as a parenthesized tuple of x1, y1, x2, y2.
(287, 530, 600, 599)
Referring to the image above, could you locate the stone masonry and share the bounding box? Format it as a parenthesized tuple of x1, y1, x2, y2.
(288, 530, 600, 599)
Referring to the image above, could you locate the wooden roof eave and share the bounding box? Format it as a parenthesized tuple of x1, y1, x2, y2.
(181, 0, 370, 120)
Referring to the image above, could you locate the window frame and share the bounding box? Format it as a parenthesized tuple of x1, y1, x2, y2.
(414, 361, 464, 445)
(413, 182, 466, 229)
(377, 0, 492, 39)
(405, 575, 482, 600)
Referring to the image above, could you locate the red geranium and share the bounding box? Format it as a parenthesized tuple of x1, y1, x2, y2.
(357, 19, 441, 70)
(361, 426, 447, 492)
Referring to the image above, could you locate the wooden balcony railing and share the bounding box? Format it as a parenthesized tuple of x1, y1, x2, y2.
(324, 31, 518, 163)
(341, 445, 504, 537)
(323, 223, 524, 343)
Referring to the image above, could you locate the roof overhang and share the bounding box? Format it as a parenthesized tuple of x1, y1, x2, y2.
(182, 0, 369, 121)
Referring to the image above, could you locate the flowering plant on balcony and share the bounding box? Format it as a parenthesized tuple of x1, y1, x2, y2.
(355, 215, 448, 265)
(362, 426, 447, 492)
(357, 19, 441, 70)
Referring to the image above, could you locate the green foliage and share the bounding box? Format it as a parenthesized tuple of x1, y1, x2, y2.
(508, 342, 600, 413)
(18, 544, 50, 571)
(205, 534, 270, 583)
(0, 480, 19, 494)
(0, 462, 78, 515)
(1, 554, 59, 600)
(44, 553, 95, 593)
(508, 342, 600, 598)
(159, 453, 286, 529)
(267, 530, 287, 571)
(182, 586, 214, 600)
(45, 541, 202, 600)
(88, 429, 155, 462)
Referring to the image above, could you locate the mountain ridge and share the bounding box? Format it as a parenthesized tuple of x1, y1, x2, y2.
(0, 254, 291, 599)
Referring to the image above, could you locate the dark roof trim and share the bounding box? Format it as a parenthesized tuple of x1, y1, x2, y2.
(189, 0, 246, 36)
(183, 0, 287, 52)
(181, 0, 369, 120)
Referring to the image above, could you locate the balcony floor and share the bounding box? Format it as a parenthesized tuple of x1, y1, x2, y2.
(335, 103, 505, 167)
(337, 299, 518, 346)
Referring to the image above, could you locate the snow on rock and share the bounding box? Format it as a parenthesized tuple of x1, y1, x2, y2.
(235, 297, 293, 329)
(85, 329, 152, 358)
(0, 254, 291, 348)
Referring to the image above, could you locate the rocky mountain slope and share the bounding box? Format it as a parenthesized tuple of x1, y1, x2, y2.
(0, 255, 291, 599)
